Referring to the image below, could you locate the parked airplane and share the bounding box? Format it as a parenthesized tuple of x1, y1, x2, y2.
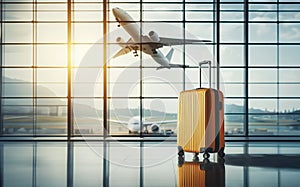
(110, 116, 176, 134)
(112, 7, 211, 70)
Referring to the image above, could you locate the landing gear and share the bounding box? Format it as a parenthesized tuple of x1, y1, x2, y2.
(133, 50, 138, 57)
(151, 49, 157, 54)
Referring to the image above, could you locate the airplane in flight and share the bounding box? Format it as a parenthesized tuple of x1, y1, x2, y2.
(112, 7, 211, 70)
(110, 116, 177, 134)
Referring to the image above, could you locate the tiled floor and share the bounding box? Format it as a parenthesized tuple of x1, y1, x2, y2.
(1, 141, 300, 187)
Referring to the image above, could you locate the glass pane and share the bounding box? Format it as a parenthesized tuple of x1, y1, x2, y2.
(37, 4, 66, 21)
(220, 68, 244, 83)
(3, 45, 32, 66)
(220, 4, 244, 10)
(109, 99, 140, 135)
(225, 115, 244, 135)
(3, 102, 33, 134)
(249, 84, 277, 97)
(279, 23, 300, 43)
(279, 46, 300, 66)
(249, 23, 277, 43)
(249, 12, 277, 21)
(249, 115, 278, 136)
(186, 23, 214, 42)
(36, 99, 67, 135)
(249, 4, 277, 10)
(186, 4, 213, 11)
(73, 98, 103, 135)
(73, 23, 103, 43)
(249, 99, 277, 113)
(220, 83, 244, 97)
(37, 83, 67, 97)
(220, 45, 244, 66)
(225, 98, 245, 114)
(37, 69, 67, 82)
(279, 84, 300, 97)
(220, 12, 244, 21)
(279, 99, 300, 113)
(220, 23, 244, 43)
(143, 68, 183, 97)
(279, 4, 300, 10)
(4, 10, 32, 21)
(249, 45, 277, 66)
(249, 68, 277, 83)
(2, 83, 33, 97)
(3, 68, 32, 82)
(143, 5, 182, 21)
(72, 44, 104, 67)
(108, 68, 140, 97)
(186, 12, 213, 21)
(4, 23, 33, 43)
(72, 83, 103, 97)
(279, 69, 300, 83)
(280, 12, 300, 21)
(37, 23, 67, 43)
(279, 114, 300, 135)
(37, 45, 67, 66)
(143, 99, 177, 135)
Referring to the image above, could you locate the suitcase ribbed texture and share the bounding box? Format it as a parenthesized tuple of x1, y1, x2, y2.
(178, 162, 205, 187)
(178, 88, 224, 154)
(178, 90, 207, 153)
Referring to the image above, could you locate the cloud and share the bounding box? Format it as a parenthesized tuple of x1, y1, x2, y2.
(280, 24, 300, 40)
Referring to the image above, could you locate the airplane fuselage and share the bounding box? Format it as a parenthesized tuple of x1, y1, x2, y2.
(112, 7, 170, 67)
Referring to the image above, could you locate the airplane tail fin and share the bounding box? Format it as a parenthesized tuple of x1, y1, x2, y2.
(166, 48, 174, 62)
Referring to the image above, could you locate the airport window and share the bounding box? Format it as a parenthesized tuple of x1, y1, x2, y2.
(0, 0, 300, 138)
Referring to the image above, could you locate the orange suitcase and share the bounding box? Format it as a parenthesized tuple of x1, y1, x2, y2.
(177, 61, 225, 159)
(178, 159, 225, 187)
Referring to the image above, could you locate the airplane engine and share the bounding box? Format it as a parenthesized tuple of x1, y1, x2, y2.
(149, 31, 160, 42)
(116, 36, 126, 47)
(150, 123, 160, 133)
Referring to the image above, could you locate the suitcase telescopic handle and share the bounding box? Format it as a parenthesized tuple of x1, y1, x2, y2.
(199, 60, 211, 88)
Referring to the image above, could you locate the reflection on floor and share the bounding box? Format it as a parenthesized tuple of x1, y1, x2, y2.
(0, 141, 300, 187)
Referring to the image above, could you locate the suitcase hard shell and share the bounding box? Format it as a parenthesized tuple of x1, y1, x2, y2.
(177, 61, 225, 158)
(178, 159, 225, 187)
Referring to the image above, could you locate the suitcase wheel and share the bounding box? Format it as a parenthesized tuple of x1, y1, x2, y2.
(218, 149, 225, 158)
(177, 146, 184, 157)
(178, 156, 184, 167)
(203, 152, 210, 159)
(178, 150, 184, 157)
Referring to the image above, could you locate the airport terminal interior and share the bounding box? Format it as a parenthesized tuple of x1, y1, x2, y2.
(1, 0, 300, 186)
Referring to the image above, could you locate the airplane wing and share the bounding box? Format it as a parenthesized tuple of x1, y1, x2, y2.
(143, 120, 177, 127)
(113, 38, 210, 48)
(108, 119, 128, 125)
(112, 38, 136, 58)
(158, 37, 211, 46)
(111, 36, 211, 57)
(112, 46, 133, 58)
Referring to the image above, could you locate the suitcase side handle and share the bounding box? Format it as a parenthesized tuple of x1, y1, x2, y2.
(199, 60, 211, 88)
